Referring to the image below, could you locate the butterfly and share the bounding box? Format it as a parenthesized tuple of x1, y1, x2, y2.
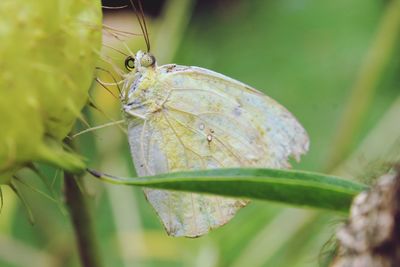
(119, 50, 309, 237)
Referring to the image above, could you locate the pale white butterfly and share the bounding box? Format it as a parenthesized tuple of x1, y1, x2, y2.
(119, 49, 309, 237)
(93, 0, 310, 237)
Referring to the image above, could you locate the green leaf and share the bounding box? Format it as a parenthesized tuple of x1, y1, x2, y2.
(89, 168, 368, 213)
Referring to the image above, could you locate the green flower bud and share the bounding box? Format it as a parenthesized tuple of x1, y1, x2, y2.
(0, 0, 102, 182)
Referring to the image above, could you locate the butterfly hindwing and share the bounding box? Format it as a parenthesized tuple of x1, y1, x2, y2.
(127, 116, 247, 237)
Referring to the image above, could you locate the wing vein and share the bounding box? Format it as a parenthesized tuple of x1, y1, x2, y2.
(163, 108, 255, 165)
(165, 109, 244, 164)
(165, 104, 266, 154)
(161, 110, 190, 169)
(166, 87, 239, 106)
(139, 120, 153, 175)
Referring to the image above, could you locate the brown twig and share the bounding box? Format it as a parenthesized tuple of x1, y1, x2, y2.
(64, 172, 103, 267)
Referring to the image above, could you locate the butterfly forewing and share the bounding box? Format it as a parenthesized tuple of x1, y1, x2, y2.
(159, 65, 309, 166)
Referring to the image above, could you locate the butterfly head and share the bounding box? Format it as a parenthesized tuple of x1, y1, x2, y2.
(124, 50, 156, 73)
(121, 51, 163, 119)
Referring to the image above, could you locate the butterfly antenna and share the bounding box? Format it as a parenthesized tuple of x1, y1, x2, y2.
(137, 0, 150, 52)
(129, 0, 151, 52)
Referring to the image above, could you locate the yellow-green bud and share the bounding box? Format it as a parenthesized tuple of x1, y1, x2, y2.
(0, 0, 102, 182)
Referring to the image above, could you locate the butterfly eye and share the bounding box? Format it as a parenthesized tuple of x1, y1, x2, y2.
(140, 53, 156, 67)
(124, 56, 135, 71)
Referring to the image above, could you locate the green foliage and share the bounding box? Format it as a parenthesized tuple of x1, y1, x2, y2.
(0, 0, 102, 181)
(92, 168, 367, 212)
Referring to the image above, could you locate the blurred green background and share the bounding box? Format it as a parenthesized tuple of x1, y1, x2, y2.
(1, 0, 399, 266)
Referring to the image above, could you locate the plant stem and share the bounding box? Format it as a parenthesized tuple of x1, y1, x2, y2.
(64, 172, 103, 267)
(326, 0, 400, 171)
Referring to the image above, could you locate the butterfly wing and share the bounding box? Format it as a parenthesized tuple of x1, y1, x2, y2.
(127, 115, 248, 237)
(159, 64, 309, 165)
(126, 64, 309, 237)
